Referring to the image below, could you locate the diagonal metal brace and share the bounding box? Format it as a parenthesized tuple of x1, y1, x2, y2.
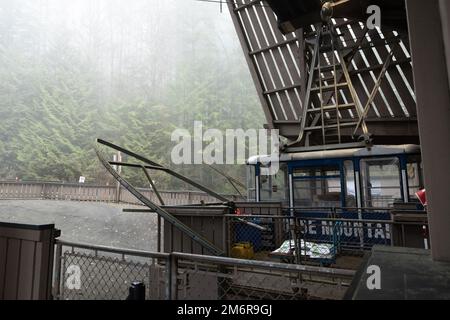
(95, 146, 225, 256)
(98, 139, 229, 203)
(207, 164, 245, 197)
(287, 29, 321, 147)
(353, 51, 394, 136)
(141, 165, 165, 206)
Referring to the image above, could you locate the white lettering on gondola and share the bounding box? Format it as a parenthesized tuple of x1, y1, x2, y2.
(305, 220, 391, 240)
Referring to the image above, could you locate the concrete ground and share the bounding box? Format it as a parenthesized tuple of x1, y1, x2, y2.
(0, 200, 158, 252)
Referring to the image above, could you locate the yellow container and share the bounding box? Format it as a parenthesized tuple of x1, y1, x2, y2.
(230, 242, 254, 259)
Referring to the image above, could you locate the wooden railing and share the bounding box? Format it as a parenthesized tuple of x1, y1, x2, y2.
(0, 181, 242, 206)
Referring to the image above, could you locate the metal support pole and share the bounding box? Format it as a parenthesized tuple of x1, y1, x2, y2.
(169, 254, 178, 300)
(53, 243, 62, 300)
(407, 0, 450, 261)
(158, 216, 162, 254)
(141, 166, 165, 253)
(165, 256, 171, 300)
(116, 152, 122, 203)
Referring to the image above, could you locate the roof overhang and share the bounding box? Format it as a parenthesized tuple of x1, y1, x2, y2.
(266, 0, 408, 34)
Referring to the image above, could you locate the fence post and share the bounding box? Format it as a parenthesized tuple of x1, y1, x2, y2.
(168, 254, 178, 300)
(157, 216, 162, 253)
(165, 256, 171, 300)
(116, 185, 121, 203)
(53, 242, 63, 300)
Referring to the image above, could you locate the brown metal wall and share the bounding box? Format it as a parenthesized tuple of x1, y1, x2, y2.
(163, 206, 232, 255)
(163, 202, 284, 256)
(0, 223, 58, 300)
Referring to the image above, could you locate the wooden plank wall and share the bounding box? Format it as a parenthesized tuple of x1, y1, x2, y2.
(0, 223, 57, 300)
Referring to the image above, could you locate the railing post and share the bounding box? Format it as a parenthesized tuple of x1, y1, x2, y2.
(116, 184, 121, 203)
(53, 242, 63, 300)
(169, 254, 178, 300)
(157, 216, 162, 253)
(165, 256, 171, 300)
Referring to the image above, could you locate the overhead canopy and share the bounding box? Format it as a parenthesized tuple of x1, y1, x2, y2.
(227, 0, 418, 146)
(265, 0, 408, 34)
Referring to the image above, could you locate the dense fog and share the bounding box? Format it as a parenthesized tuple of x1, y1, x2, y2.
(0, 0, 263, 192)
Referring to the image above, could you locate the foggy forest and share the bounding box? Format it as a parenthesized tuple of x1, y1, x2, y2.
(0, 0, 264, 193)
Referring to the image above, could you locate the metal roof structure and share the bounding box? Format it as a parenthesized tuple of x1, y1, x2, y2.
(227, 0, 419, 149)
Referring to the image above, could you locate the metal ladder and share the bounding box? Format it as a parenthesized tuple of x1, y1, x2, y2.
(294, 22, 370, 147)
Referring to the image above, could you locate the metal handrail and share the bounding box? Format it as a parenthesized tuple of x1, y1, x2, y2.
(172, 252, 355, 278)
(53, 239, 356, 300)
(225, 214, 428, 227)
(285, 206, 425, 212)
(56, 239, 170, 259)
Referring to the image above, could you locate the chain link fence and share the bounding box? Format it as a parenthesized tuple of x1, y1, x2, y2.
(53, 241, 355, 300)
(52, 207, 426, 300)
(227, 212, 428, 267)
(172, 253, 354, 300)
(53, 241, 170, 300)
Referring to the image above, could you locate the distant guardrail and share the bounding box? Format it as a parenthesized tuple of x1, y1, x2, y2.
(0, 181, 243, 206)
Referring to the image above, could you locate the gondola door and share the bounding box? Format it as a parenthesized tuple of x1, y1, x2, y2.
(289, 160, 345, 217)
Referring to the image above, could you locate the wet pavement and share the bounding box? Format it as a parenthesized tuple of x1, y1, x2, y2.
(0, 200, 158, 251)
